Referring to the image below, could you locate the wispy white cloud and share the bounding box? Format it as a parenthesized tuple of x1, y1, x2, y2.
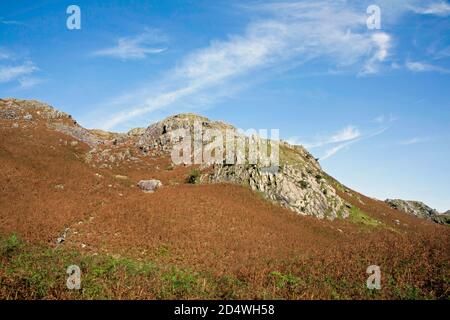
(373, 115, 385, 124)
(0, 62, 38, 83)
(0, 47, 41, 88)
(409, 1, 450, 16)
(406, 60, 450, 73)
(330, 126, 361, 143)
(320, 126, 390, 160)
(0, 48, 10, 60)
(96, 1, 395, 130)
(289, 118, 393, 161)
(321, 141, 354, 160)
(318, 105, 399, 159)
(297, 126, 361, 149)
(399, 137, 430, 145)
(372, 114, 397, 124)
(288, 124, 362, 160)
(0, 17, 25, 26)
(17, 77, 44, 89)
(92, 29, 167, 60)
(361, 33, 392, 75)
(432, 46, 450, 59)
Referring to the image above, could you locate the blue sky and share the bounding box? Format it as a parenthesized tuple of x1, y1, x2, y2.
(1, 0, 449, 211)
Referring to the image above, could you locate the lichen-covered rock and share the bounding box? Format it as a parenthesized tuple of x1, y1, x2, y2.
(137, 113, 348, 220)
(0, 98, 71, 120)
(385, 199, 449, 225)
(127, 127, 146, 137)
(208, 163, 347, 220)
(433, 214, 450, 225)
(0, 108, 18, 120)
(137, 113, 233, 154)
(48, 123, 102, 146)
(137, 179, 162, 193)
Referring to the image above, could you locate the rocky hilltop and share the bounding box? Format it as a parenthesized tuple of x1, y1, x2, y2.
(0, 98, 349, 220)
(135, 113, 349, 219)
(385, 199, 450, 225)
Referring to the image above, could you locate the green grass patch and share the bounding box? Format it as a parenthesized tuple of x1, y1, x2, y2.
(186, 168, 200, 184)
(348, 206, 381, 228)
(270, 271, 302, 289)
(0, 234, 445, 300)
(2, 234, 22, 257)
(160, 267, 199, 298)
(279, 144, 304, 167)
(0, 234, 236, 299)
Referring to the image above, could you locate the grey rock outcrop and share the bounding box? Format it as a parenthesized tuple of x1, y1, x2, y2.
(137, 180, 162, 193)
(209, 163, 348, 219)
(137, 113, 233, 154)
(385, 199, 449, 225)
(1, 98, 70, 120)
(433, 213, 450, 225)
(136, 113, 348, 219)
(127, 127, 146, 137)
(0, 108, 18, 120)
(49, 123, 102, 146)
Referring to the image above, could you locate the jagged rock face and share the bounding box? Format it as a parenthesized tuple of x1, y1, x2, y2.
(385, 199, 449, 225)
(137, 113, 348, 220)
(0, 98, 70, 121)
(385, 199, 438, 219)
(48, 123, 103, 146)
(1, 99, 135, 167)
(137, 113, 233, 153)
(0, 98, 102, 145)
(433, 214, 450, 225)
(208, 163, 348, 219)
(127, 127, 146, 137)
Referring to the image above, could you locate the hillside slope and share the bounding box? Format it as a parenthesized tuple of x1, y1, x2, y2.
(0, 98, 449, 299)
